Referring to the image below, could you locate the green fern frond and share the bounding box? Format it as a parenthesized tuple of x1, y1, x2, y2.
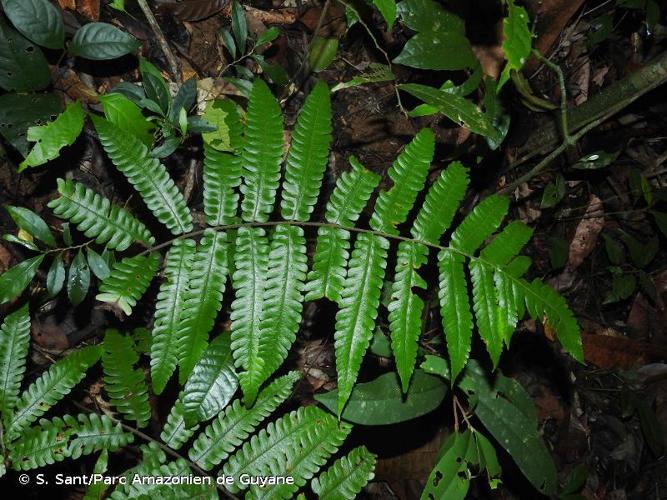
(470, 260, 504, 367)
(151, 238, 196, 395)
(119, 459, 217, 499)
(0, 304, 30, 417)
(449, 195, 509, 254)
(311, 446, 377, 500)
(370, 129, 435, 235)
(334, 233, 389, 414)
(438, 251, 473, 381)
(222, 405, 351, 497)
(182, 334, 238, 428)
(240, 79, 284, 223)
(160, 393, 198, 450)
(388, 241, 428, 392)
(189, 371, 300, 471)
(177, 229, 229, 383)
(48, 179, 155, 251)
(305, 158, 380, 303)
(230, 227, 269, 405)
(411, 162, 469, 244)
(479, 221, 533, 267)
(10, 413, 133, 471)
(280, 81, 332, 221)
(96, 254, 160, 316)
(256, 225, 308, 391)
(91, 114, 193, 235)
(102, 329, 150, 427)
(7, 346, 101, 440)
(203, 100, 243, 226)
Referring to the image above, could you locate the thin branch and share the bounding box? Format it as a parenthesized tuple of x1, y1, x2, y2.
(137, 0, 181, 83)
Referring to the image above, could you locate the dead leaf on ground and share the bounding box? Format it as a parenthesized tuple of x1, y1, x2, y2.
(32, 319, 69, 353)
(0, 244, 11, 272)
(76, 0, 100, 20)
(168, 0, 228, 22)
(57, 0, 76, 9)
(52, 68, 99, 104)
(566, 194, 605, 272)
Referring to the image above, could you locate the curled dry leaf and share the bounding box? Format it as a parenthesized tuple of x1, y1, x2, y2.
(566, 194, 604, 272)
(77, 0, 100, 20)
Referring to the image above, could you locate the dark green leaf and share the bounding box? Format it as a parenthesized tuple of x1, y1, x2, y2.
(638, 270, 657, 302)
(1, 0, 65, 49)
(603, 233, 624, 265)
(561, 464, 588, 496)
(231, 0, 248, 51)
(0, 93, 62, 155)
(62, 222, 73, 246)
(169, 78, 197, 125)
(151, 137, 181, 159)
(398, 0, 464, 33)
(0, 255, 44, 304)
(309, 36, 339, 72)
(547, 236, 568, 270)
(6, 206, 56, 247)
(139, 58, 171, 115)
(70, 22, 140, 60)
(621, 233, 658, 268)
(111, 82, 146, 105)
(0, 20, 50, 92)
(220, 28, 237, 58)
(393, 32, 474, 70)
(651, 210, 667, 238)
(588, 14, 613, 47)
(68, 250, 90, 306)
(86, 248, 111, 280)
(369, 329, 392, 358)
(315, 370, 447, 425)
(46, 254, 65, 297)
(572, 150, 620, 170)
(540, 174, 565, 208)
(604, 269, 636, 304)
(422, 430, 473, 499)
(420, 355, 450, 380)
(99, 93, 154, 146)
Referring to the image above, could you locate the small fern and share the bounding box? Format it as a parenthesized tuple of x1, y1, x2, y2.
(96, 253, 160, 316)
(311, 446, 377, 500)
(0, 304, 30, 417)
(48, 178, 155, 250)
(102, 329, 151, 427)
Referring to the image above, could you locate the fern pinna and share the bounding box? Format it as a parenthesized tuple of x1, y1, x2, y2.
(0, 76, 583, 497)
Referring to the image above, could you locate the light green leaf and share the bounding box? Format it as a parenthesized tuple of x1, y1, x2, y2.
(499, 0, 532, 90)
(0, 304, 30, 417)
(373, 0, 397, 28)
(311, 446, 376, 500)
(99, 93, 154, 146)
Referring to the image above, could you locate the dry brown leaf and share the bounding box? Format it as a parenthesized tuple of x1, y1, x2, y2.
(77, 0, 100, 20)
(0, 244, 11, 273)
(168, 0, 228, 22)
(58, 0, 76, 9)
(246, 6, 297, 26)
(566, 194, 604, 271)
(52, 68, 99, 104)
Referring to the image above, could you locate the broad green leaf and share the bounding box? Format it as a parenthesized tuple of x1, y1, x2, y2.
(0, 93, 62, 155)
(86, 248, 111, 280)
(139, 58, 171, 114)
(397, 0, 465, 32)
(315, 370, 447, 425)
(1, 0, 64, 49)
(499, 0, 532, 89)
(373, 0, 397, 28)
(168, 78, 197, 125)
(256, 27, 280, 46)
(309, 36, 339, 72)
(0, 20, 50, 92)
(99, 93, 154, 146)
(19, 101, 85, 171)
(70, 22, 140, 60)
(0, 255, 44, 305)
(5, 206, 56, 247)
(399, 84, 501, 142)
(421, 430, 473, 500)
(231, 0, 247, 51)
(202, 100, 235, 152)
(604, 269, 637, 304)
(68, 250, 90, 306)
(46, 254, 65, 297)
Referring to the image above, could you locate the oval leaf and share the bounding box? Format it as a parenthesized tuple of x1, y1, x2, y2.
(0, 255, 44, 304)
(1, 0, 65, 49)
(46, 254, 66, 297)
(68, 250, 90, 306)
(70, 22, 140, 61)
(5, 206, 56, 248)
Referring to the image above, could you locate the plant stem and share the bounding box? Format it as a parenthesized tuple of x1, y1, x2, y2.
(136, 0, 181, 83)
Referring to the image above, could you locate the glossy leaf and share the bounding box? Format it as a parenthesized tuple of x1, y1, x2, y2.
(70, 22, 140, 60)
(0, 304, 30, 417)
(46, 254, 65, 297)
(1, 0, 64, 49)
(5, 206, 56, 247)
(0, 255, 44, 305)
(67, 250, 90, 306)
(99, 93, 154, 146)
(499, 0, 532, 89)
(312, 446, 376, 499)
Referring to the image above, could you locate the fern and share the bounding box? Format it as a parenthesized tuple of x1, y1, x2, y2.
(160, 393, 198, 450)
(311, 446, 377, 500)
(102, 329, 151, 427)
(189, 370, 300, 470)
(48, 178, 155, 251)
(203, 100, 243, 226)
(96, 253, 160, 316)
(10, 413, 133, 471)
(222, 405, 351, 497)
(280, 80, 333, 221)
(6, 345, 101, 440)
(118, 459, 217, 499)
(305, 158, 380, 303)
(91, 114, 193, 235)
(177, 229, 229, 383)
(0, 304, 30, 416)
(151, 238, 196, 394)
(240, 79, 284, 223)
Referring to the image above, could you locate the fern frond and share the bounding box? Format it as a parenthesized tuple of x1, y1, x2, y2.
(7, 346, 101, 440)
(0, 304, 30, 417)
(119, 459, 217, 499)
(160, 393, 198, 450)
(102, 330, 150, 427)
(10, 413, 132, 471)
(189, 371, 300, 471)
(470, 260, 503, 367)
(230, 227, 269, 405)
(240, 79, 284, 223)
(48, 179, 155, 251)
(494, 270, 520, 346)
(177, 229, 229, 383)
(369, 128, 434, 235)
(305, 158, 380, 303)
(222, 406, 351, 497)
(151, 238, 196, 395)
(438, 251, 473, 381)
(256, 225, 307, 392)
(479, 221, 533, 267)
(182, 334, 238, 428)
(203, 100, 243, 226)
(91, 115, 193, 235)
(388, 241, 428, 392)
(280, 80, 332, 221)
(449, 195, 509, 254)
(311, 446, 377, 500)
(411, 162, 469, 244)
(96, 254, 160, 316)
(334, 233, 389, 414)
